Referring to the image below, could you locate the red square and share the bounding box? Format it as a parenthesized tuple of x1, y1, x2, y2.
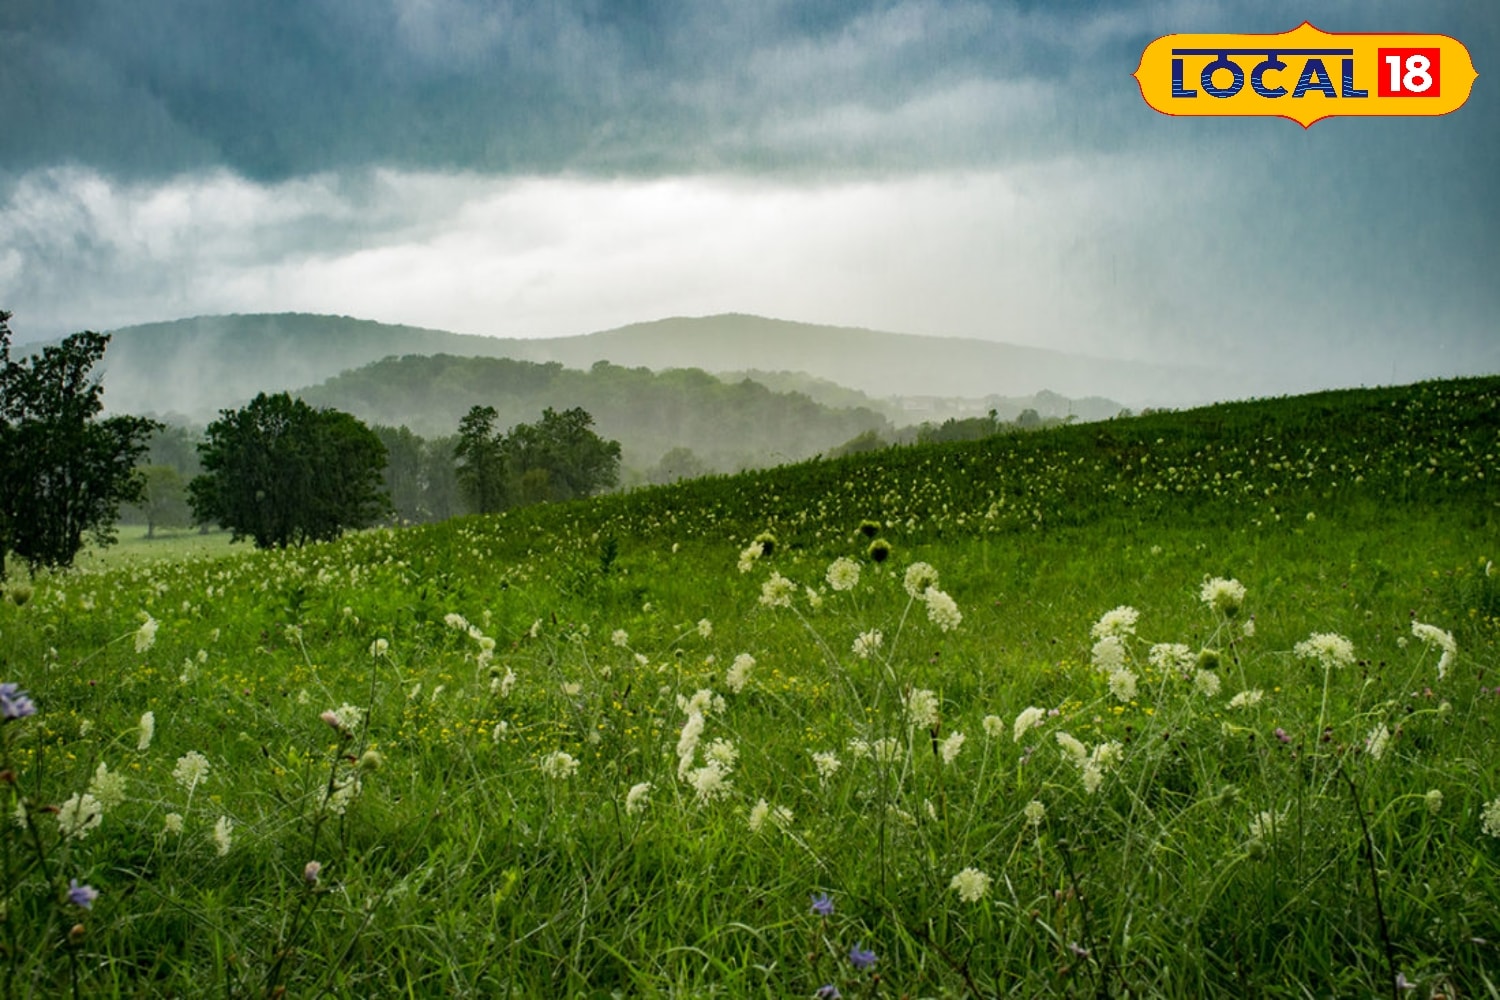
(1377, 48, 1441, 97)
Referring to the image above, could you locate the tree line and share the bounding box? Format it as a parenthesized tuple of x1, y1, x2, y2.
(0, 311, 622, 574)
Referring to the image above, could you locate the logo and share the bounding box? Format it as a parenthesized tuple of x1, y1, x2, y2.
(1133, 22, 1477, 126)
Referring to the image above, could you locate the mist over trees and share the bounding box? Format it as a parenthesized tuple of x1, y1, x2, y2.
(0, 311, 159, 576)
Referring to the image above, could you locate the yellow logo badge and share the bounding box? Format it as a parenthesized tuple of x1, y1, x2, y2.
(1134, 21, 1477, 126)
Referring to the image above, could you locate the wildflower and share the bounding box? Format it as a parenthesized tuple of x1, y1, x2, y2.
(1294, 632, 1356, 671)
(1482, 798, 1500, 839)
(737, 543, 762, 573)
(848, 944, 877, 971)
(726, 653, 755, 694)
(686, 762, 733, 804)
(625, 782, 652, 816)
(826, 557, 861, 592)
(0, 682, 37, 721)
(904, 562, 939, 597)
(1091, 741, 1124, 770)
(88, 762, 127, 811)
(320, 776, 361, 815)
(443, 613, 469, 631)
(369, 637, 389, 657)
(950, 867, 992, 903)
(324, 703, 366, 735)
(1200, 577, 1247, 616)
(812, 750, 842, 783)
(904, 688, 940, 729)
(1024, 799, 1046, 826)
(1148, 643, 1195, 677)
(982, 714, 1005, 739)
(697, 618, 713, 638)
(851, 630, 883, 659)
(172, 751, 211, 792)
(939, 731, 966, 764)
(304, 861, 322, 885)
(1227, 689, 1264, 710)
(495, 668, 516, 698)
(1108, 668, 1138, 703)
(1364, 723, 1391, 760)
(67, 880, 98, 910)
(1424, 789, 1443, 815)
(1411, 622, 1457, 680)
(1012, 706, 1046, 742)
(1273, 727, 1291, 744)
(815, 986, 841, 1000)
(611, 629, 629, 647)
(1248, 808, 1284, 844)
(13, 799, 27, 829)
(540, 751, 579, 781)
(1193, 670, 1222, 697)
(162, 813, 184, 835)
(923, 588, 962, 632)
(677, 711, 705, 771)
(57, 793, 103, 840)
(1091, 636, 1127, 674)
(213, 815, 233, 856)
(1242, 618, 1257, 638)
(704, 738, 739, 771)
(747, 798, 771, 832)
(1091, 606, 1140, 639)
(759, 572, 797, 609)
(135, 615, 159, 653)
(1055, 732, 1088, 767)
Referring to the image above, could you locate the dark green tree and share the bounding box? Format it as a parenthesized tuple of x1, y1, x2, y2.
(453, 405, 508, 514)
(505, 406, 621, 503)
(188, 392, 389, 549)
(0, 312, 159, 577)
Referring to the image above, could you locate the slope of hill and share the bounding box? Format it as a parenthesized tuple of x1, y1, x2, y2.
(297, 353, 892, 474)
(85, 312, 1206, 421)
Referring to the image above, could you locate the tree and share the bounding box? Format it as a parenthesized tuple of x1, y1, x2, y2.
(188, 392, 389, 549)
(453, 404, 620, 514)
(124, 465, 192, 538)
(647, 446, 709, 485)
(454, 405, 509, 514)
(0, 312, 159, 577)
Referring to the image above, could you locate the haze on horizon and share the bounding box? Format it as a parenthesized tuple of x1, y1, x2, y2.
(0, 0, 1495, 400)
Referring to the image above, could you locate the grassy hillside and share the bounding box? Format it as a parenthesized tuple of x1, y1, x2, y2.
(1, 376, 1496, 996)
(86, 312, 1198, 421)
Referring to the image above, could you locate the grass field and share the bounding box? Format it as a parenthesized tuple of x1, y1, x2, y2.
(1, 376, 1497, 997)
(73, 526, 239, 569)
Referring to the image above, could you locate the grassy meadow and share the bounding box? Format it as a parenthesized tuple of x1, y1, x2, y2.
(1, 376, 1498, 997)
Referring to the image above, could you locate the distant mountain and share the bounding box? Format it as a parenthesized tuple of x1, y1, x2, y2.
(85, 312, 1209, 421)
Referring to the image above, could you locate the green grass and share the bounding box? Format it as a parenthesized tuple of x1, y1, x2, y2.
(1, 376, 1497, 997)
(74, 525, 238, 568)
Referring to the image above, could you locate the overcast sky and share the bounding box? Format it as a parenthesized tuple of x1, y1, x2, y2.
(0, 0, 1494, 394)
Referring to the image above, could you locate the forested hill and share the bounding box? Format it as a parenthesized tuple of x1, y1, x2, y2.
(296, 354, 892, 475)
(85, 312, 1197, 421)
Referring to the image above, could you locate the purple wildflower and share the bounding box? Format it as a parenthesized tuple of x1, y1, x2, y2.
(1, 683, 37, 722)
(814, 987, 841, 1000)
(1273, 727, 1291, 745)
(810, 892, 834, 917)
(67, 879, 98, 910)
(848, 944, 877, 971)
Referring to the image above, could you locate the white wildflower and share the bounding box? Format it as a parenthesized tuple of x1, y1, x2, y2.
(1148, 643, 1196, 678)
(1200, 577, 1247, 615)
(697, 618, 713, 638)
(1194, 670, 1222, 697)
(686, 762, 733, 804)
(611, 629, 629, 647)
(1227, 689, 1264, 710)
(747, 798, 771, 832)
(173, 751, 211, 792)
(1364, 723, 1391, 761)
(213, 815, 233, 856)
(703, 738, 739, 771)
(825, 557, 861, 592)
(1248, 808, 1284, 842)
(923, 589, 962, 632)
(137, 710, 155, 751)
(939, 730, 966, 764)
(1091, 606, 1140, 639)
(1012, 707, 1046, 742)
(1424, 789, 1443, 815)
(539, 751, 579, 781)
(1411, 622, 1457, 680)
(1023, 800, 1046, 826)
(950, 867, 992, 903)
(903, 562, 939, 598)
(726, 653, 755, 694)
(1091, 636, 1127, 674)
(1294, 632, 1356, 671)
(759, 572, 796, 608)
(162, 812, 183, 835)
(982, 714, 1005, 739)
(904, 688, 940, 729)
(851, 630, 883, 659)
(1108, 668, 1138, 703)
(88, 762, 127, 811)
(1055, 731, 1088, 767)
(135, 615, 159, 653)
(57, 793, 103, 840)
(625, 782, 652, 816)
(812, 750, 842, 782)
(443, 613, 468, 630)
